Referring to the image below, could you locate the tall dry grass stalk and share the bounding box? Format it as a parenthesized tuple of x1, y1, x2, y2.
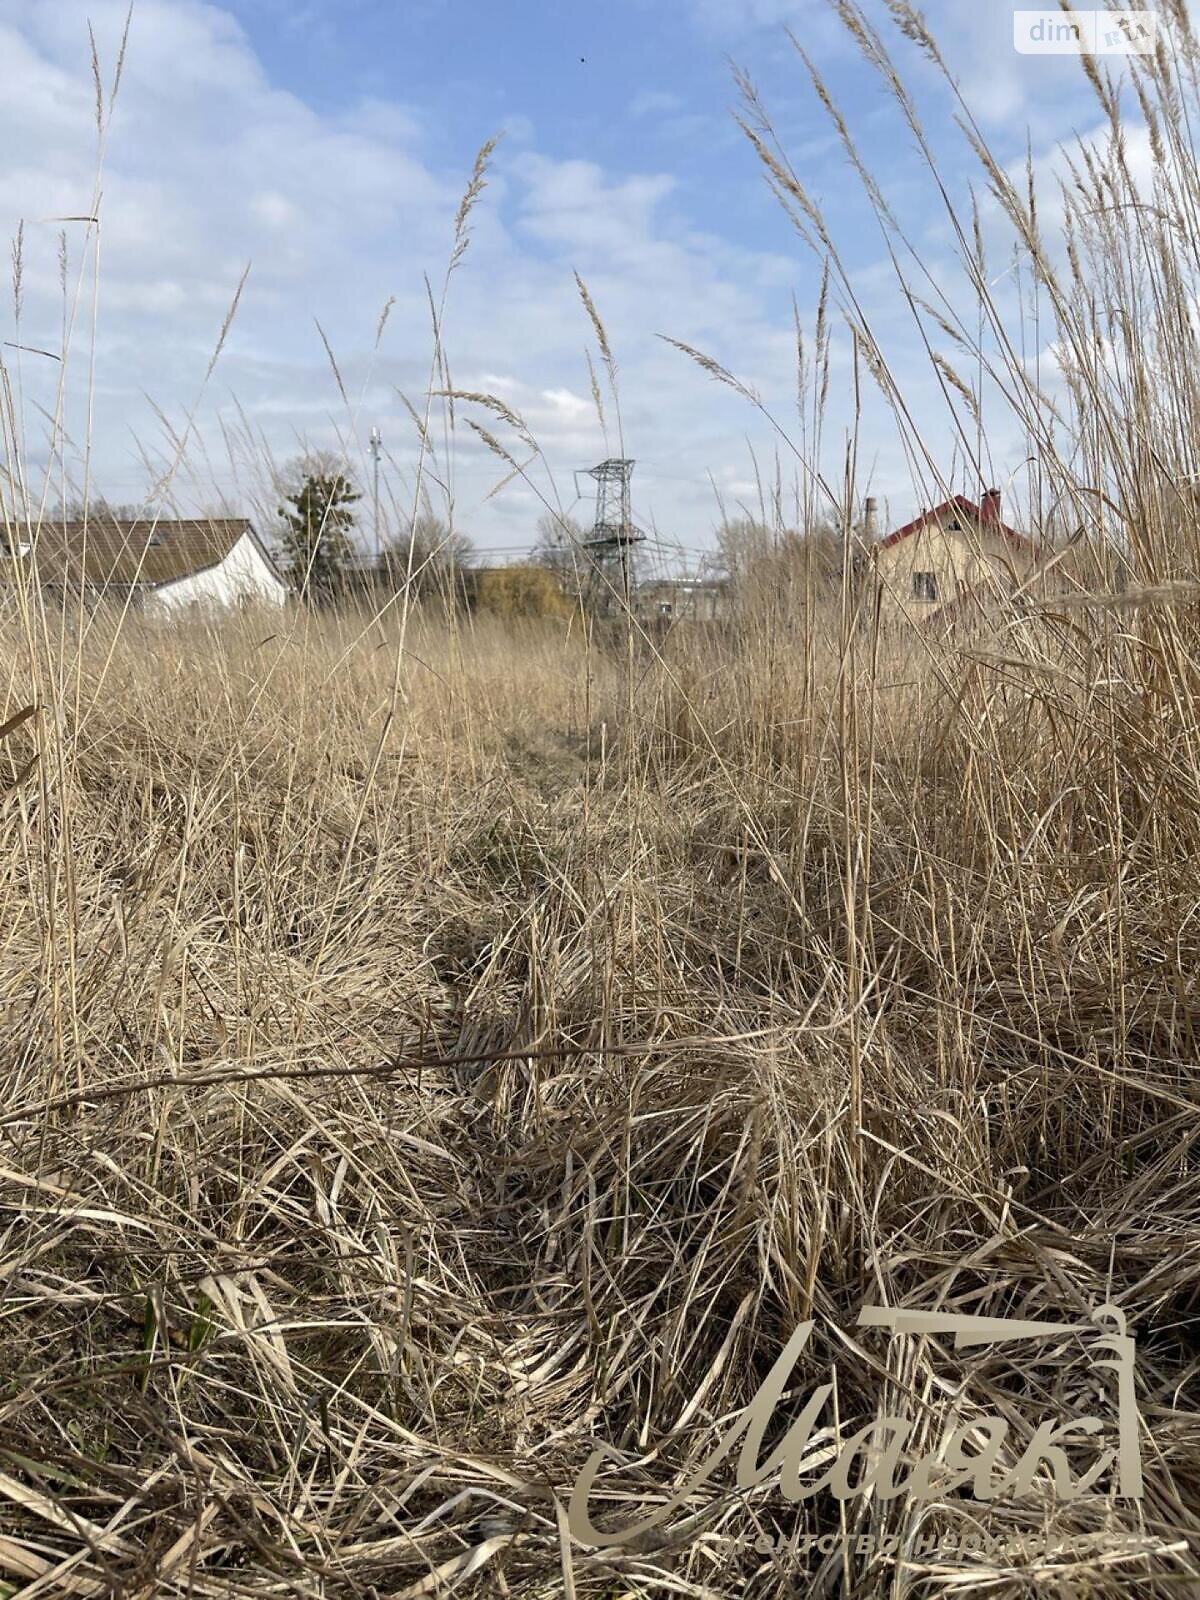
(1, 5, 1200, 1596)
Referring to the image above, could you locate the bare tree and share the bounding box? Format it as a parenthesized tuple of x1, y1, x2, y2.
(531, 511, 590, 603)
(57, 496, 147, 521)
(378, 507, 474, 605)
(713, 514, 849, 619)
(712, 517, 774, 586)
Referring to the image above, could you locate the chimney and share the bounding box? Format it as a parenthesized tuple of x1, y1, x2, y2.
(863, 496, 878, 539)
(981, 487, 1001, 524)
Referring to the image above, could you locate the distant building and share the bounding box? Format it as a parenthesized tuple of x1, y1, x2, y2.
(866, 489, 1040, 625)
(634, 577, 728, 623)
(4, 518, 289, 612)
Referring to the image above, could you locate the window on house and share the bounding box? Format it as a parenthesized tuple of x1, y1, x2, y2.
(913, 571, 938, 600)
(658, 601, 673, 617)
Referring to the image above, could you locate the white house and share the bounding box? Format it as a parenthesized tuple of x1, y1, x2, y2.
(16, 517, 289, 613)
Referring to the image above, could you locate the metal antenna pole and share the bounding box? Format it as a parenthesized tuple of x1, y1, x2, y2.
(369, 425, 382, 564)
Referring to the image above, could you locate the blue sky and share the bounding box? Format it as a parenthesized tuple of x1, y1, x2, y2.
(0, 0, 1161, 565)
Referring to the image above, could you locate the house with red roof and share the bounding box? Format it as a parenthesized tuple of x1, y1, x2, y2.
(868, 488, 1041, 626)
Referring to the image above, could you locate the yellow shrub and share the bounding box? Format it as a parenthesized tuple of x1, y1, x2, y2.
(472, 564, 573, 619)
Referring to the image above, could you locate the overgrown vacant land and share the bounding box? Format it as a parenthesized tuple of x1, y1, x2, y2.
(6, 2, 1200, 1597)
(0, 592, 1196, 1596)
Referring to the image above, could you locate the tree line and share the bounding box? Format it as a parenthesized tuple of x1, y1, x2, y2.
(58, 462, 861, 619)
(274, 459, 595, 616)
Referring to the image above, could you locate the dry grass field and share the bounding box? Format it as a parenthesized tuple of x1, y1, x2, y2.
(4, 2, 1200, 1596)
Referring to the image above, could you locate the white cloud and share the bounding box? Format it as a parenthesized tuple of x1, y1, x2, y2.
(628, 89, 686, 119)
(539, 388, 592, 418)
(0, 0, 827, 557)
(0, 0, 1129, 558)
(690, 0, 819, 33)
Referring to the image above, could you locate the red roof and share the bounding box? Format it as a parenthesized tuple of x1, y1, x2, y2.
(876, 495, 1038, 557)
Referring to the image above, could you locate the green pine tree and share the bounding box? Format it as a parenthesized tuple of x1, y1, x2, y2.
(277, 469, 359, 602)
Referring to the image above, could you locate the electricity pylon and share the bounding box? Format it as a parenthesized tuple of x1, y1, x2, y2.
(579, 458, 645, 615)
